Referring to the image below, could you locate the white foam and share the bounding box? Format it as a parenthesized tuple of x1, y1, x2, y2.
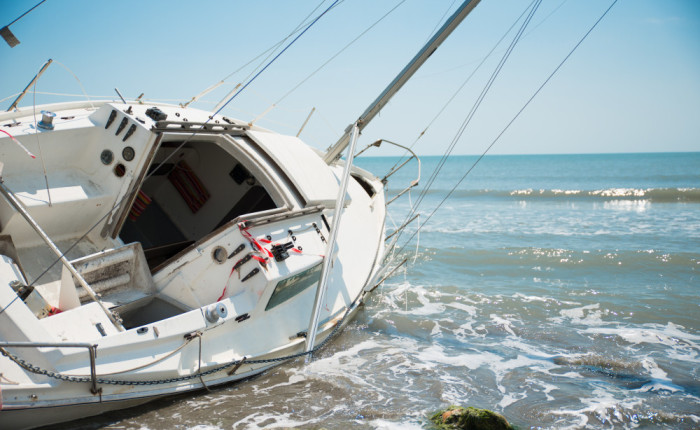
(550, 387, 644, 429)
(489, 314, 517, 336)
(446, 301, 477, 316)
(550, 303, 607, 326)
(368, 418, 424, 430)
(232, 411, 318, 429)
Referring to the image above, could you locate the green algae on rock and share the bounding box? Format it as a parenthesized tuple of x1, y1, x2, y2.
(430, 406, 513, 430)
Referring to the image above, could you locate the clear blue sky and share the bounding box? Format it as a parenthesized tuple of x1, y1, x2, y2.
(1, 0, 699, 155)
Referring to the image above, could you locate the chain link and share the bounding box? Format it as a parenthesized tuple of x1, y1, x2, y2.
(0, 297, 357, 388)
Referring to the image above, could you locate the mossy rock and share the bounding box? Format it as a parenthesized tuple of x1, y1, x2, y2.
(430, 405, 513, 430)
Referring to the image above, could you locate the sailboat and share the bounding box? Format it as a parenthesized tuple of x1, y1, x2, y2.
(0, 1, 480, 428)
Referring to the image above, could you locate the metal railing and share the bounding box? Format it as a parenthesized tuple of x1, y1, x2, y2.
(0, 341, 100, 394)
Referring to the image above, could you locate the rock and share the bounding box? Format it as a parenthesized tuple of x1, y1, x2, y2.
(430, 405, 513, 430)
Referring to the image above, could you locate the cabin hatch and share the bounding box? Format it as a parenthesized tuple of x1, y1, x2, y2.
(119, 138, 277, 270)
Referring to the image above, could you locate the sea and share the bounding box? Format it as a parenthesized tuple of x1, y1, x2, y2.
(72, 152, 699, 429)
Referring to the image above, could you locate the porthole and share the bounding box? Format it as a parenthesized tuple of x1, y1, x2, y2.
(212, 246, 227, 264)
(122, 146, 135, 161)
(100, 149, 114, 165)
(114, 163, 126, 177)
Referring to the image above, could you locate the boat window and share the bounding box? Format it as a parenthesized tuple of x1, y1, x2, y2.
(119, 139, 278, 270)
(265, 263, 322, 311)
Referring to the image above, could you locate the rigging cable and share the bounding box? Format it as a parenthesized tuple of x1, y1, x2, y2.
(210, 0, 341, 117)
(31, 65, 52, 207)
(390, 0, 543, 249)
(11, 0, 343, 294)
(184, 0, 338, 108)
(4, 0, 47, 27)
(384, 0, 539, 176)
(269, 0, 407, 109)
(392, 0, 619, 259)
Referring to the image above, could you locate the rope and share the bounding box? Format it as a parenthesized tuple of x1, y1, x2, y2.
(272, 0, 406, 107)
(4, 0, 47, 28)
(385, 0, 538, 176)
(187, 0, 336, 108)
(50, 60, 95, 110)
(390, 0, 543, 249)
(393, 0, 619, 258)
(210, 0, 341, 118)
(32, 66, 53, 207)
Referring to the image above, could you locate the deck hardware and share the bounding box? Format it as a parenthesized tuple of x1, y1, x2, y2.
(232, 253, 252, 271)
(95, 323, 107, 337)
(175, 112, 180, 117)
(135, 117, 145, 124)
(146, 106, 167, 121)
(105, 110, 117, 129)
(227, 244, 245, 259)
(266, 235, 272, 241)
(227, 356, 247, 375)
(289, 331, 307, 340)
(321, 214, 331, 231)
(153, 326, 160, 337)
(100, 150, 114, 165)
(137, 327, 149, 335)
(205, 303, 228, 323)
(291, 235, 296, 241)
(122, 124, 136, 141)
(234, 313, 250, 323)
(212, 246, 227, 264)
(271, 242, 294, 262)
(3, 121, 21, 127)
(60, 116, 75, 120)
(125, 105, 133, 115)
(37, 110, 55, 130)
(184, 331, 201, 341)
(297, 245, 303, 251)
(115, 117, 128, 135)
(241, 268, 259, 282)
(313, 223, 326, 243)
(122, 146, 135, 161)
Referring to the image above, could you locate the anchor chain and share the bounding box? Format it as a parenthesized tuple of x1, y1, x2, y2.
(0, 296, 358, 387)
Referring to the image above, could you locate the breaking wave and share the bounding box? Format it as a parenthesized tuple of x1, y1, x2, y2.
(390, 187, 700, 202)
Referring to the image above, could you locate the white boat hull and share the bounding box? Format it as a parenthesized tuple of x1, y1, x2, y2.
(0, 101, 388, 429)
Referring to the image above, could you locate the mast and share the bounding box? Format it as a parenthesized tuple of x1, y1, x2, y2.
(323, 0, 481, 164)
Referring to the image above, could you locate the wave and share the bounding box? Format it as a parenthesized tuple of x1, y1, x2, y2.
(388, 187, 700, 202)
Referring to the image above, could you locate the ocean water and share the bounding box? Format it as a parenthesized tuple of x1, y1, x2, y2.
(72, 153, 699, 429)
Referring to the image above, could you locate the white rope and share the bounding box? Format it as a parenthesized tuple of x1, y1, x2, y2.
(50, 60, 95, 110)
(31, 67, 52, 207)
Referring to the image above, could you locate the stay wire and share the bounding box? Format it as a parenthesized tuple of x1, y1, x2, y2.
(211, 0, 341, 118)
(391, 0, 542, 249)
(184, 0, 337, 107)
(386, 0, 537, 175)
(393, 0, 619, 259)
(5, 0, 47, 27)
(273, 0, 406, 106)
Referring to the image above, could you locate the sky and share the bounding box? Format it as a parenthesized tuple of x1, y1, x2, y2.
(1, 0, 699, 156)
